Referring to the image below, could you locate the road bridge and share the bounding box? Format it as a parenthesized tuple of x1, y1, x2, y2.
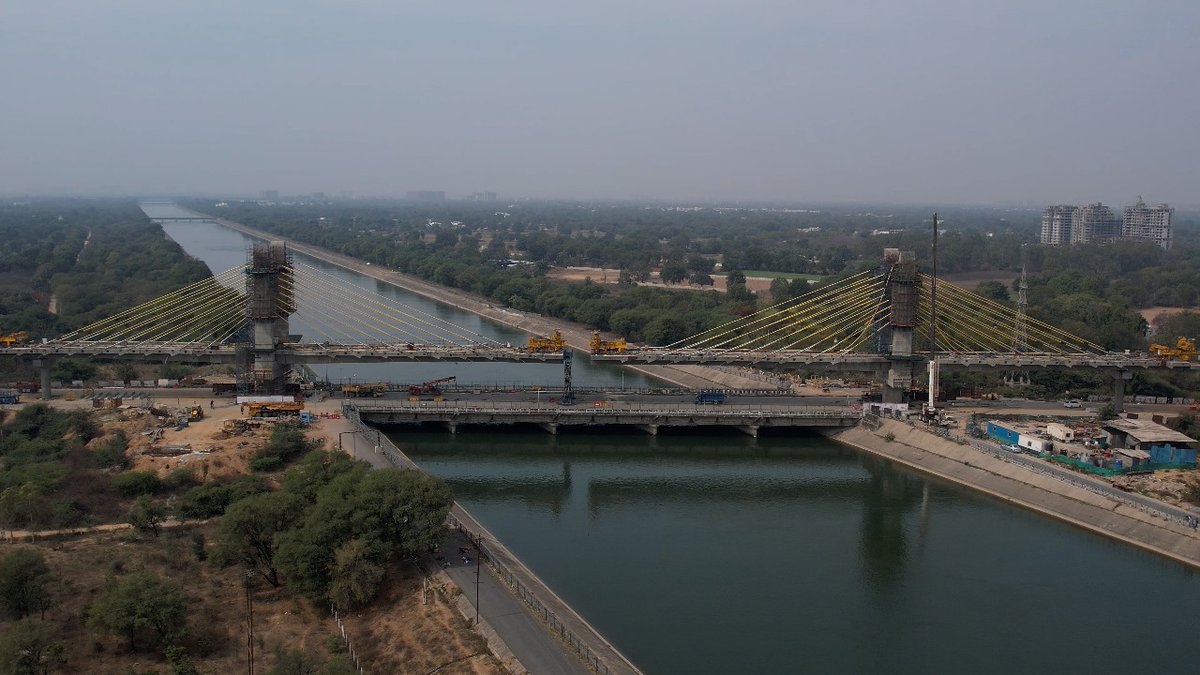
(347, 399, 859, 437)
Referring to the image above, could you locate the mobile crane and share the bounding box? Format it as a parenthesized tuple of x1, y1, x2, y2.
(409, 376, 456, 395)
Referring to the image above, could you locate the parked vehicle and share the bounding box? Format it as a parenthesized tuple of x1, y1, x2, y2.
(1063, 400, 1082, 408)
(695, 391, 726, 404)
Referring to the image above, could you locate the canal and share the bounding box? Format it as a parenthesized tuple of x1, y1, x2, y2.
(145, 204, 1198, 674)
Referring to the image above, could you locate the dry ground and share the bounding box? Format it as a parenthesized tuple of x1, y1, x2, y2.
(547, 266, 778, 294)
(5, 528, 504, 674)
(9, 395, 511, 674)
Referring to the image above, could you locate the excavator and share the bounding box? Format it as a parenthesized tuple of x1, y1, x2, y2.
(527, 330, 565, 352)
(1149, 337, 1199, 362)
(409, 376, 456, 395)
(589, 330, 627, 354)
(0, 331, 29, 347)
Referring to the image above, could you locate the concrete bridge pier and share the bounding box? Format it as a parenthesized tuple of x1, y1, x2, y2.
(635, 424, 658, 436)
(445, 422, 458, 434)
(736, 425, 759, 438)
(36, 358, 51, 400)
(1114, 371, 1132, 411)
(539, 423, 558, 435)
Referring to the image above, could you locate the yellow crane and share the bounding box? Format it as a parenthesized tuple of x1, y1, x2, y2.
(0, 331, 29, 347)
(1149, 337, 1199, 361)
(590, 330, 627, 353)
(527, 330, 565, 352)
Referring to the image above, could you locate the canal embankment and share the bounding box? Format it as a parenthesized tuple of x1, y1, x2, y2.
(195, 212, 765, 391)
(834, 416, 1200, 569)
(342, 404, 642, 675)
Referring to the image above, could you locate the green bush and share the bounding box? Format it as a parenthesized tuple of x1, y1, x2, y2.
(112, 471, 164, 497)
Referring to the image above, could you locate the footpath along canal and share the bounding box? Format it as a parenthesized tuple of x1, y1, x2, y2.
(150, 204, 1198, 675)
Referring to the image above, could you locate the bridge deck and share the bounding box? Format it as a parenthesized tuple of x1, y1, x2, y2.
(9, 342, 562, 364)
(348, 399, 859, 435)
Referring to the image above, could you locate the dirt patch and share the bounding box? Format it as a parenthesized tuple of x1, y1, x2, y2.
(1139, 306, 1198, 328)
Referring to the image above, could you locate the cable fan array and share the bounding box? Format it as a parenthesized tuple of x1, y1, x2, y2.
(916, 275, 1106, 355)
(56, 267, 248, 346)
(277, 262, 502, 346)
(664, 270, 892, 353)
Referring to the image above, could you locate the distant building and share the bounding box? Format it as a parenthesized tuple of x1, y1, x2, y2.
(1070, 203, 1119, 245)
(407, 191, 445, 202)
(471, 191, 497, 202)
(1040, 205, 1075, 245)
(1122, 196, 1174, 250)
(1041, 198, 1171, 248)
(260, 189, 279, 201)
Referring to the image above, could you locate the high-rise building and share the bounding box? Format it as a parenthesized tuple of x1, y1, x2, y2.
(260, 189, 279, 201)
(406, 190, 445, 202)
(1070, 203, 1119, 244)
(1040, 205, 1076, 245)
(1122, 196, 1173, 250)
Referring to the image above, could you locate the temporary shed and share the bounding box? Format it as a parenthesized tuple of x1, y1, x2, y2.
(1101, 418, 1198, 466)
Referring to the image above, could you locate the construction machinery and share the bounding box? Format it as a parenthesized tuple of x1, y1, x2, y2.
(409, 376, 456, 396)
(1149, 337, 1199, 362)
(527, 330, 565, 353)
(188, 405, 205, 421)
(0, 331, 28, 347)
(241, 401, 304, 417)
(589, 330, 627, 354)
(343, 383, 388, 398)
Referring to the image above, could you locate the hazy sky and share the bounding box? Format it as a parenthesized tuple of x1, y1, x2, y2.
(2, 1, 1196, 204)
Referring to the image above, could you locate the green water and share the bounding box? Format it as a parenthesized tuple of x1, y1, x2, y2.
(399, 429, 1197, 675)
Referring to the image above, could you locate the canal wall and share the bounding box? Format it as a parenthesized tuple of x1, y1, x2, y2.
(344, 407, 642, 674)
(201, 214, 766, 390)
(833, 417, 1200, 569)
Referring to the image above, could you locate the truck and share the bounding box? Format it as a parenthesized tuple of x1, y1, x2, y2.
(343, 383, 388, 398)
(242, 401, 305, 417)
(695, 391, 726, 404)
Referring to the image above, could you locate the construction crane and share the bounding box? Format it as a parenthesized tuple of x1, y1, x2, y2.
(589, 330, 627, 354)
(527, 330, 565, 352)
(409, 376, 456, 395)
(0, 331, 29, 347)
(1149, 337, 1199, 361)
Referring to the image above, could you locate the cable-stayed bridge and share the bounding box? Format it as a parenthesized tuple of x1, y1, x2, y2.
(592, 250, 1194, 405)
(11, 242, 559, 395)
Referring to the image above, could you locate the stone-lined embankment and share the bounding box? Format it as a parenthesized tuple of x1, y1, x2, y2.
(834, 417, 1200, 568)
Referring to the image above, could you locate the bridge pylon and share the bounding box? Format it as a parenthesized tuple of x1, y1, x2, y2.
(245, 241, 295, 393)
(882, 249, 920, 403)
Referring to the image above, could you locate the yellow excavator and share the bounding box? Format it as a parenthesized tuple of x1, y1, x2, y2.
(1149, 337, 1199, 361)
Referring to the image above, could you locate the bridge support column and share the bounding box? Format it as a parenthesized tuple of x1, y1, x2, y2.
(736, 425, 759, 438)
(446, 422, 458, 434)
(1114, 371, 1131, 412)
(539, 423, 558, 435)
(635, 424, 658, 436)
(36, 359, 51, 400)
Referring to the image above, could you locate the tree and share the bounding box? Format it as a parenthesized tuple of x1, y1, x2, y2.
(129, 496, 165, 538)
(0, 618, 66, 675)
(0, 548, 54, 619)
(114, 363, 139, 384)
(217, 492, 300, 587)
(327, 539, 385, 610)
(659, 262, 687, 284)
(0, 485, 43, 535)
(87, 571, 190, 652)
(975, 281, 1011, 304)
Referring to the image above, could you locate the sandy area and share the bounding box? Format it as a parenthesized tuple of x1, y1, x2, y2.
(547, 266, 777, 294)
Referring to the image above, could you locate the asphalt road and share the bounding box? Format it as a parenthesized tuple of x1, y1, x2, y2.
(436, 531, 593, 675)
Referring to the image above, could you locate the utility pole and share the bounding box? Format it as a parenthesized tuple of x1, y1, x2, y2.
(474, 535, 482, 626)
(245, 573, 256, 675)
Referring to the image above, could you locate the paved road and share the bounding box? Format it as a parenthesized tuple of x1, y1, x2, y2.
(436, 531, 592, 675)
